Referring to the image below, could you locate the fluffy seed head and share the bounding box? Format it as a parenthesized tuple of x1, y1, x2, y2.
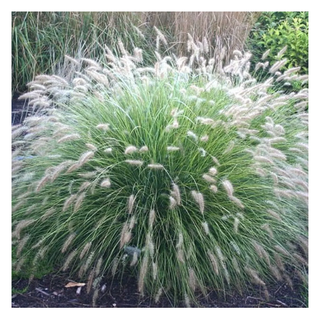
(167, 146, 180, 152)
(171, 183, 181, 205)
(148, 209, 156, 229)
(139, 146, 149, 153)
(80, 242, 92, 259)
(222, 180, 234, 197)
(100, 178, 111, 188)
(147, 163, 164, 170)
(61, 233, 76, 253)
(208, 250, 219, 275)
(63, 194, 77, 212)
(57, 133, 80, 143)
(96, 123, 110, 131)
(125, 145, 138, 154)
(13, 219, 35, 239)
(63, 250, 78, 271)
(125, 159, 144, 166)
(74, 192, 86, 212)
(79, 151, 95, 166)
(169, 196, 177, 210)
(127, 194, 136, 214)
(202, 174, 216, 184)
(191, 190, 205, 214)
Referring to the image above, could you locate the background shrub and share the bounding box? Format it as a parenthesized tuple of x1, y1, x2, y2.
(247, 12, 308, 76)
(12, 39, 308, 306)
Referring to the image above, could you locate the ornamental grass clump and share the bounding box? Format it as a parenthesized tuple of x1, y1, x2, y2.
(12, 36, 308, 306)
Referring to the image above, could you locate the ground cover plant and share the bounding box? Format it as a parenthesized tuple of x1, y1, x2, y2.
(12, 32, 308, 307)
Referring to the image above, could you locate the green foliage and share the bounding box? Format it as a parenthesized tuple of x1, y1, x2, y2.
(11, 12, 154, 94)
(248, 12, 308, 76)
(12, 42, 308, 306)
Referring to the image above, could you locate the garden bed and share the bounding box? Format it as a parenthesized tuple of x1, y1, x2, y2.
(12, 271, 306, 308)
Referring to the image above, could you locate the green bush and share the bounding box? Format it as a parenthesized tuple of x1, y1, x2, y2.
(12, 40, 308, 306)
(248, 12, 308, 77)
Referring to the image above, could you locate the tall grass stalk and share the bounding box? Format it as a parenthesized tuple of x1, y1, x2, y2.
(12, 36, 308, 306)
(12, 12, 260, 94)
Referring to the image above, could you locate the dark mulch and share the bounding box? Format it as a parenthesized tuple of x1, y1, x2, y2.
(12, 271, 307, 308)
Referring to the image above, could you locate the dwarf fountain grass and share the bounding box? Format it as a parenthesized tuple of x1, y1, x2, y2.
(12, 42, 308, 306)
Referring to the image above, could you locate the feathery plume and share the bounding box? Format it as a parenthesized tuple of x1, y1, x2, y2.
(232, 257, 241, 274)
(111, 257, 119, 276)
(63, 250, 78, 271)
(125, 145, 138, 154)
(222, 180, 234, 197)
(16, 235, 30, 257)
(125, 160, 144, 167)
(155, 288, 163, 303)
(85, 143, 98, 152)
(66, 162, 80, 173)
(57, 133, 81, 143)
(201, 221, 210, 235)
(147, 163, 164, 170)
(269, 58, 288, 73)
(96, 123, 110, 131)
(233, 217, 240, 233)
(267, 209, 282, 221)
(127, 194, 136, 214)
(200, 135, 209, 142)
(149, 209, 156, 229)
(50, 161, 73, 182)
(229, 196, 245, 209)
(188, 268, 197, 292)
(274, 245, 290, 256)
(40, 207, 55, 222)
(203, 174, 216, 184)
(61, 233, 76, 253)
(35, 174, 50, 193)
(12, 200, 26, 212)
(130, 251, 139, 266)
(100, 178, 111, 188)
(210, 185, 218, 193)
(79, 151, 95, 166)
(176, 232, 183, 248)
(79, 181, 91, 192)
(261, 223, 274, 238)
(139, 146, 148, 153)
(187, 131, 198, 141)
(63, 194, 77, 212)
(152, 261, 158, 280)
(177, 247, 185, 263)
(74, 192, 86, 212)
(120, 222, 132, 248)
(208, 250, 219, 275)
(191, 190, 205, 214)
(169, 196, 177, 210)
(245, 267, 265, 286)
(138, 253, 149, 294)
(184, 293, 191, 308)
(13, 219, 35, 239)
(129, 215, 136, 230)
(209, 167, 218, 176)
(171, 183, 181, 205)
(154, 26, 168, 46)
(80, 242, 92, 259)
(167, 146, 180, 152)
